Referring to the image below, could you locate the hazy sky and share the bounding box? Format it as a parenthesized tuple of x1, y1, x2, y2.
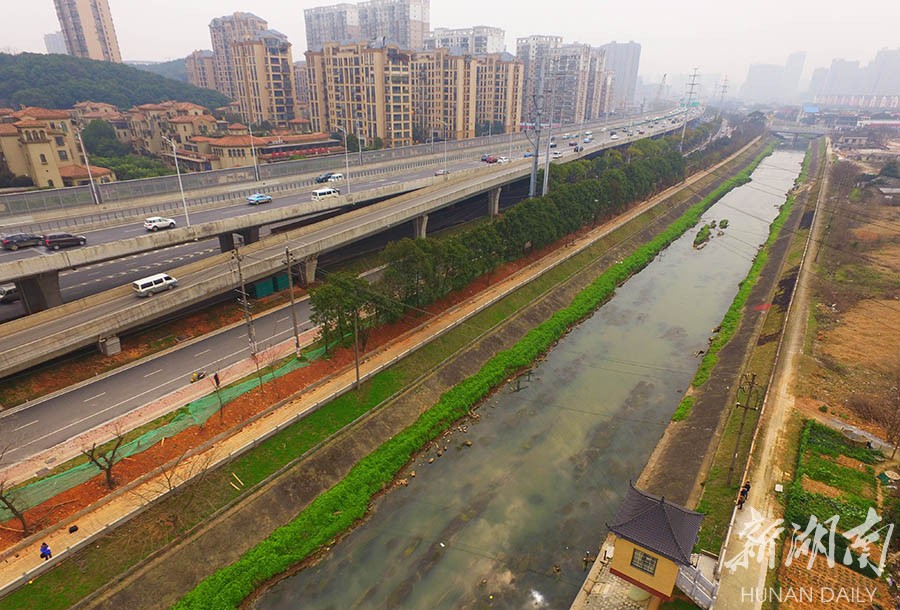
(4, 0, 898, 87)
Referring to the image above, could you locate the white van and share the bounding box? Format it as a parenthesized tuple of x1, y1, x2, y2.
(327, 172, 344, 182)
(132, 273, 178, 297)
(312, 187, 341, 201)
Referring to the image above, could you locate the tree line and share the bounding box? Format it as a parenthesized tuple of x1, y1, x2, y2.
(309, 132, 695, 343)
(0, 53, 230, 110)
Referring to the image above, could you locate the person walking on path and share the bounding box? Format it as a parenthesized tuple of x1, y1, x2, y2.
(737, 482, 751, 510)
(39, 542, 51, 561)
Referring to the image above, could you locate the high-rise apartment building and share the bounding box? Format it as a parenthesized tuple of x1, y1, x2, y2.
(209, 12, 269, 100)
(516, 35, 562, 121)
(305, 0, 430, 50)
(306, 41, 522, 148)
(474, 53, 524, 135)
(306, 42, 414, 148)
(232, 30, 299, 127)
(547, 43, 593, 125)
(44, 31, 68, 55)
(53, 0, 122, 62)
(294, 61, 312, 108)
(304, 4, 362, 49)
(425, 26, 505, 54)
(600, 41, 641, 110)
(186, 50, 217, 91)
(585, 48, 613, 119)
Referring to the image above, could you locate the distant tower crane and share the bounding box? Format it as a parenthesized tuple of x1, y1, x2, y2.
(653, 73, 667, 110)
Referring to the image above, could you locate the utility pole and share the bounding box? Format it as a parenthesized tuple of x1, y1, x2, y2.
(541, 77, 557, 197)
(352, 308, 360, 391)
(528, 62, 546, 198)
(284, 247, 302, 358)
(679, 67, 700, 153)
(233, 247, 257, 356)
(727, 373, 762, 485)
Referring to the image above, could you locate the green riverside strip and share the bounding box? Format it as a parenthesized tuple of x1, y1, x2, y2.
(172, 144, 774, 610)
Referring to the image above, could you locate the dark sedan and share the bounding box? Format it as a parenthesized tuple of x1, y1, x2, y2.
(44, 232, 86, 250)
(2, 233, 43, 251)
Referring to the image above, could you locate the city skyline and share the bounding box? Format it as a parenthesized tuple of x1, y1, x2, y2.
(3, 0, 898, 89)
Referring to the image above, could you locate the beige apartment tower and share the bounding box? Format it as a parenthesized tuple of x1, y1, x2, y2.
(53, 0, 122, 62)
(305, 0, 430, 50)
(209, 12, 269, 100)
(232, 31, 299, 127)
(185, 50, 217, 91)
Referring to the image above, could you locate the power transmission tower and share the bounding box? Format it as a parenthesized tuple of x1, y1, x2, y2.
(717, 77, 729, 119)
(679, 67, 700, 153)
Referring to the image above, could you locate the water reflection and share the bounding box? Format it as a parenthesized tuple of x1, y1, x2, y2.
(255, 151, 804, 610)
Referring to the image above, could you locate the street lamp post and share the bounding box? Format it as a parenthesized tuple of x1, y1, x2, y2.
(75, 127, 100, 205)
(248, 122, 260, 182)
(162, 135, 191, 228)
(337, 126, 351, 195)
(355, 116, 363, 166)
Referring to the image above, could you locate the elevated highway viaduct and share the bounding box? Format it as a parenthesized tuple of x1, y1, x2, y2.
(0, 116, 693, 378)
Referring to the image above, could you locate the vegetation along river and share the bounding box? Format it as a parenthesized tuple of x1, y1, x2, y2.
(254, 150, 805, 610)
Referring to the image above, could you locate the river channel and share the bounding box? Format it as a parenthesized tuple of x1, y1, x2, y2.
(254, 150, 806, 610)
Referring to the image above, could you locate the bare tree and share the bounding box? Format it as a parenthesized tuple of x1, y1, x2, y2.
(82, 429, 126, 490)
(0, 445, 30, 537)
(883, 371, 900, 459)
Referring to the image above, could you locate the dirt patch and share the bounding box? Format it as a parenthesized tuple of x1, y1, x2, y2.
(820, 300, 900, 375)
(800, 475, 843, 499)
(834, 454, 869, 471)
(778, 544, 889, 610)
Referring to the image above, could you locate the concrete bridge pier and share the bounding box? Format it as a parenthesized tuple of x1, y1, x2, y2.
(298, 256, 318, 286)
(98, 335, 121, 356)
(488, 187, 501, 217)
(413, 214, 429, 239)
(17, 272, 63, 313)
(218, 233, 236, 252)
(238, 227, 260, 245)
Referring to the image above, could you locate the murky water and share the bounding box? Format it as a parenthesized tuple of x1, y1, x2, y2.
(255, 151, 805, 610)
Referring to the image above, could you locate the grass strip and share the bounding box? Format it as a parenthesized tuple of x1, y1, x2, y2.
(172, 143, 774, 610)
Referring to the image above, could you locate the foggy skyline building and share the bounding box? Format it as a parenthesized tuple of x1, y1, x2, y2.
(209, 12, 269, 100)
(515, 34, 561, 121)
(425, 26, 506, 54)
(53, 0, 122, 62)
(43, 31, 68, 55)
(305, 0, 430, 50)
(599, 41, 641, 110)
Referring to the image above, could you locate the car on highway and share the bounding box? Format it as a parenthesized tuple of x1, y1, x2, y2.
(1, 232, 43, 250)
(574, 145, 584, 152)
(434, 168, 450, 176)
(314, 172, 335, 183)
(44, 232, 86, 250)
(0, 285, 19, 303)
(610, 134, 620, 140)
(246, 193, 273, 205)
(143, 216, 176, 231)
(568, 140, 578, 147)
(496, 156, 510, 164)
(552, 150, 563, 159)
(583, 137, 593, 144)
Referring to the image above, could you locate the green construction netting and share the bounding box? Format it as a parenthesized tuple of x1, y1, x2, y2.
(1, 343, 331, 522)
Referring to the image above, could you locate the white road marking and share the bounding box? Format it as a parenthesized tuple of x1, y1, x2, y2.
(144, 369, 163, 378)
(195, 349, 211, 357)
(14, 420, 38, 431)
(277, 316, 290, 323)
(84, 392, 106, 402)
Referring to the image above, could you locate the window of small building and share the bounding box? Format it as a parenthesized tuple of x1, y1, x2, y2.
(39, 153, 48, 165)
(630, 549, 658, 576)
(55, 136, 64, 146)
(58, 150, 68, 161)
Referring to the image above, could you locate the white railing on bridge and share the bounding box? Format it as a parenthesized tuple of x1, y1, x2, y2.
(677, 560, 718, 609)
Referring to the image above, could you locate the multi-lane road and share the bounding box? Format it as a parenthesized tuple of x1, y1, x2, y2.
(0, 112, 691, 474)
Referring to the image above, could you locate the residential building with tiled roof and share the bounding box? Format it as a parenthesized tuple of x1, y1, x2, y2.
(607, 483, 703, 603)
(0, 106, 116, 188)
